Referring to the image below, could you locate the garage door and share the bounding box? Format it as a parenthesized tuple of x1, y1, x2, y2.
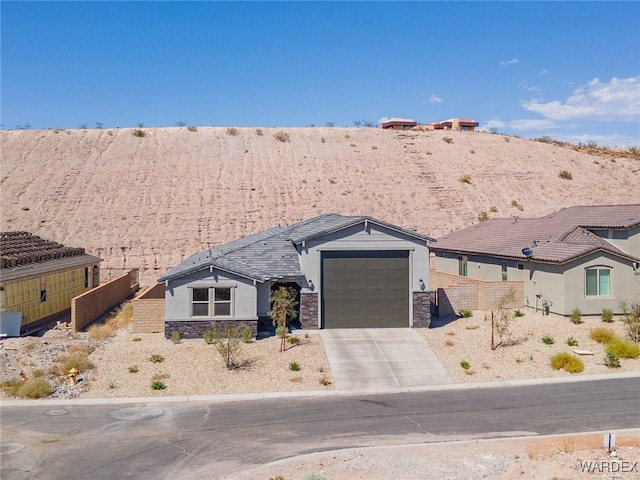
(321, 250, 409, 328)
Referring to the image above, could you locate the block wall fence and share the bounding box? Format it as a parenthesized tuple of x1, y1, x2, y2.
(132, 283, 165, 334)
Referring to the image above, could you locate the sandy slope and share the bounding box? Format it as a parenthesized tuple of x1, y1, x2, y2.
(1, 127, 639, 285)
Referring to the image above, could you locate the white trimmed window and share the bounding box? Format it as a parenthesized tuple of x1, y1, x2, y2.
(191, 287, 233, 317)
(585, 267, 611, 297)
(213, 288, 232, 316)
(192, 288, 210, 317)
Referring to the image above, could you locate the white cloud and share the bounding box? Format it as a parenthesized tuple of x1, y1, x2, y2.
(429, 94, 443, 104)
(521, 76, 640, 121)
(519, 81, 542, 94)
(539, 69, 549, 75)
(509, 119, 557, 131)
(500, 58, 519, 66)
(378, 117, 390, 125)
(477, 118, 506, 131)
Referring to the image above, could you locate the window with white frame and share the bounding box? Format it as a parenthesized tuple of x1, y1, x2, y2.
(191, 287, 233, 317)
(458, 256, 468, 277)
(213, 288, 232, 316)
(585, 267, 611, 297)
(192, 288, 210, 317)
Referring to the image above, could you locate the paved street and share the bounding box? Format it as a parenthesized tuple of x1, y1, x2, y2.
(1, 376, 639, 479)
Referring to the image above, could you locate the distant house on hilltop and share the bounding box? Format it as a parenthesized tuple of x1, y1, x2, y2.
(423, 118, 479, 131)
(380, 118, 418, 130)
(430, 205, 640, 317)
(0, 232, 102, 334)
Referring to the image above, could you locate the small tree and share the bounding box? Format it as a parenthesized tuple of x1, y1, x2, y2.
(620, 301, 640, 343)
(491, 288, 517, 350)
(212, 327, 243, 369)
(269, 286, 298, 352)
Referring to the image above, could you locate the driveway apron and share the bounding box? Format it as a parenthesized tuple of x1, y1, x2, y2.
(320, 328, 452, 391)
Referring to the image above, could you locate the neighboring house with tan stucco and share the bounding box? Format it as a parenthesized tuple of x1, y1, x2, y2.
(430, 205, 640, 316)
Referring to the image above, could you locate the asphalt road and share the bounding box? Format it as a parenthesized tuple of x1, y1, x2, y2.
(1, 377, 639, 480)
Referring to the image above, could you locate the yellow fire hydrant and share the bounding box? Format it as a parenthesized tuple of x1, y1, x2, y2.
(68, 368, 78, 386)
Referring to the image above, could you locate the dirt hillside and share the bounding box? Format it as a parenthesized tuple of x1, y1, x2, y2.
(1, 127, 639, 285)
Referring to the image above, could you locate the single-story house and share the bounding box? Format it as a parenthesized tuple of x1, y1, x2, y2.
(423, 118, 479, 131)
(380, 118, 418, 130)
(0, 231, 102, 334)
(158, 214, 435, 338)
(430, 205, 640, 316)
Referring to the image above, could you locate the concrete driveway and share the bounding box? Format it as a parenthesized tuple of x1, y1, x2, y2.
(320, 328, 452, 391)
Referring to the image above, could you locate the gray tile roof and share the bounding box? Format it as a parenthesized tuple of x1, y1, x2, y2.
(159, 213, 435, 283)
(431, 204, 640, 264)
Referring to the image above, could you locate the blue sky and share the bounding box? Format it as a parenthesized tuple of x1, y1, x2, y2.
(2, 1, 639, 146)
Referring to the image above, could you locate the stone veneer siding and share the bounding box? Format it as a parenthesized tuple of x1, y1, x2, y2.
(412, 292, 431, 328)
(299, 292, 319, 329)
(165, 320, 257, 339)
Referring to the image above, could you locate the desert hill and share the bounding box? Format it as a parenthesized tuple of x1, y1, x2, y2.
(1, 127, 639, 285)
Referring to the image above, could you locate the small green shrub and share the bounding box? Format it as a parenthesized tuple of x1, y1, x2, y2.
(149, 354, 165, 363)
(319, 376, 331, 386)
(203, 328, 216, 344)
(32, 369, 44, 378)
(17, 377, 51, 399)
(274, 131, 290, 142)
(606, 338, 640, 359)
(301, 473, 327, 480)
(128, 365, 139, 373)
(289, 362, 300, 371)
(151, 380, 166, 390)
(61, 352, 94, 374)
(287, 335, 300, 345)
(478, 211, 489, 222)
(132, 337, 142, 342)
(590, 327, 616, 344)
(226, 127, 239, 136)
(171, 330, 181, 344)
(550, 352, 584, 373)
(514, 309, 525, 317)
(558, 170, 573, 180)
(601, 308, 614, 323)
(604, 351, 621, 368)
(460, 360, 471, 370)
(458, 174, 472, 184)
(240, 326, 253, 343)
(569, 308, 583, 324)
(542, 335, 555, 345)
(0, 379, 22, 396)
(187, 125, 197, 132)
(566, 337, 578, 347)
(443, 136, 454, 144)
(458, 309, 473, 318)
(132, 128, 146, 137)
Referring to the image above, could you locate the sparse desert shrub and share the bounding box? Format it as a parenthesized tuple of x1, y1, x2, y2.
(542, 335, 555, 345)
(489, 206, 498, 213)
(350, 143, 356, 147)
(274, 131, 290, 142)
(187, 125, 197, 132)
(17, 377, 51, 399)
(32, 369, 44, 378)
(128, 365, 139, 373)
(68, 344, 91, 356)
(255, 128, 263, 136)
(171, 330, 181, 344)
(458, 309, 473, 318)
(149, 354, 165, 363)
(550, 352, 584, 373)
(443, 136, 454, 144)
(604, 351, 621, 368)
(151, 373, 170, 380)
(511, 200, 524, 211)
(514, 309, 524, 317)
(606, 338, 640, 359)
(0, 379, 22, 397)
(601, 308, 614, 323)
(460, 360, 471, 370)
(569, 308, 583, 324)
(445, 339, 454, 347)
(590, 327, 616, 344)
(469, 149, 475, 154)
(287, 335, 300, 345)
(289, 361, 300, 371)
(559, 170, 573, 180)
(203, 328, 216, 344)
(301, 472, 327, 480)
(133, 337, 142, 342)
(619, 301, 640, 342)
(151, 380, 166, 390)
(60, 352, 94, 374)
(566, 337, 578, 347)
(478, 211, 489, 222)
(132, 128, 146, 137)
(458, 174, 472, 184)
(239, 326, 253, 343)
(371, 145, 378, 150)
(88, 323, 114, 341)
(211, 327, 244, 369)
(226, 127, 239, 136)
(319, 376, 331, 386)
(175, 120, 187, 127)
(320, 137, 326, 143)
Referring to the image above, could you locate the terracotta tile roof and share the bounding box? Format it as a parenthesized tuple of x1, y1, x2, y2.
(431, 204, 640, 264)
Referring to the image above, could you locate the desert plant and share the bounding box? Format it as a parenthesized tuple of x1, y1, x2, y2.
(458, 309, 473, 318)
(211, 327, 244, 369)
(514, 309, 524, 317)
(542, 335, 555, 345)
(0, 379, 22, 397)
(149, 354, 165, 363)
(601, 308, 614, 323)
(60, 352, 94, 374)
(274, 131, 290, 142)
(301, 473, 327, 480)
(460, 360, 471, 370)
(187, 125, 197, 132)
(590, 327, 616, 344)
(226, 127, 239, 136)
(566, 337, 579, 347)
(132, 128, 146, 137)
(88, 322, 114, 341)
(604, 351, 621, 368)
(491, 288, 517, 349)
(443, 136, 454, 144)
(489, 206, 498, 213)
(445, 339, 454, 347)
(171, 330, 181, 344)
(510, 200, 524, 211)
(128, 365, 139, 373)
(550, 352, 584, 373)
(16, 377, 51, 399)
(269, 286, 299, 352)
(151, 380, 166, 390)
(203, 328, 216, 344)
(478, 211, 489, 222)
(569, 308, 583, 324)
(558, 170, 573, 180)
(458, 174, 472, 184)
(319, 376, 332, 386)
(289, 361, 300, 371)
(606, 338, 640, 359)
(287, 335, 300, 345)
(32, 369, 44, 378)
(619, 301, 640, 342)
(133, 337, 142, 342)
(175, 120, 187, 127)
(240, 326, 253, 343)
